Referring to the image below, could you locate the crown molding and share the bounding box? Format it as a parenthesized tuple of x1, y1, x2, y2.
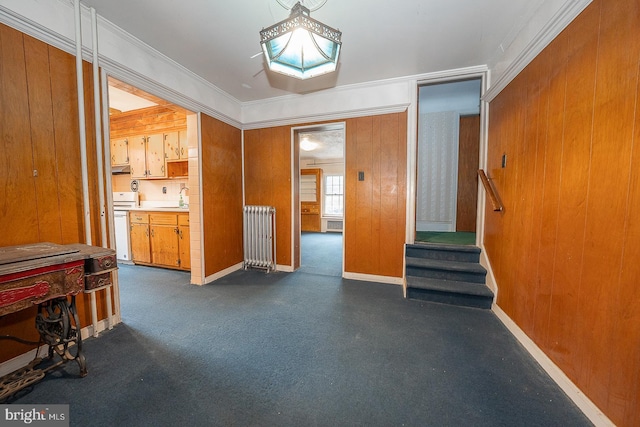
(99, 56, 242, 129)
(483, 0, 593, 102)
(0, 2, 242, 129)
(0, 3, 75, 55)
(241, 65, 489, 110)
(241, 104, 410, 130)
(95, 14, 240, 109)
(241, 65, 488, 129)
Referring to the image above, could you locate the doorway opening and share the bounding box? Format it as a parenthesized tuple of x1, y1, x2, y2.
(294, 123, 345, 276)
(106, 77, 200, 282)
(415, 78, 482, 246)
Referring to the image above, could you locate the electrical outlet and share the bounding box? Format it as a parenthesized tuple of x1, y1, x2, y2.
(162, 187, 167, 194)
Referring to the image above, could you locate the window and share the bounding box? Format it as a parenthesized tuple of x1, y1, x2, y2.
(324, 175, 343, 216)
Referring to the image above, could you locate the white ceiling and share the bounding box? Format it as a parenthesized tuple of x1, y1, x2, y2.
(80, 0, 545, 103)
(299, 128, 344, 161)
(108, 86, 157, 112)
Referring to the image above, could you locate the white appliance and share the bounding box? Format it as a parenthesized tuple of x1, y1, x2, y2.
(113, 192, 139, 262)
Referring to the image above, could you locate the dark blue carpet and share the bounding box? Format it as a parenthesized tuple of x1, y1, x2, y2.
(8, 240, 591, 426)
(299, 232, 342, 277)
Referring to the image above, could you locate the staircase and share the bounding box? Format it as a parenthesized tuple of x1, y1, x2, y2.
(405, 243, 494, 309)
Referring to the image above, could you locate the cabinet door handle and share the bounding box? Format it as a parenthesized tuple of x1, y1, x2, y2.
(150, 229, 154, 237)
(180, 147, 185, 156)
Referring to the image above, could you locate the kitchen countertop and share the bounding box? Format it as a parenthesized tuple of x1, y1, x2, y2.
(119, 206, 190, 213)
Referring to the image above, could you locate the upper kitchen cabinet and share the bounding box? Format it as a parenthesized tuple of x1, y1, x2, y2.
(129, 134, 147, 179)
(129, 133, 167, 179)
(110, 137, 129, 166)
(146, 133, 165, 178)
(164, 130, 188, 161)
(107, 81, 191, 179)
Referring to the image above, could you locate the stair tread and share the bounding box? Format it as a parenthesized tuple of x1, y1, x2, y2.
(406, 242, 480, 253)
(406, 276, 494, 298)
(406, 257, 487, 274)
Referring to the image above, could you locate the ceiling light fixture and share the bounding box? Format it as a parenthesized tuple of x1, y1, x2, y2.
(260, 1, 341, 80)
(300, 137, 318, 151)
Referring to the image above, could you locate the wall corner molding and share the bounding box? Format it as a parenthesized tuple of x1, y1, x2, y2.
(484, 0, 593, 102)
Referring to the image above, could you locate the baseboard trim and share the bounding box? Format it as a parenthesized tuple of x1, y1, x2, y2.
(343, 272, 404, 285)
(80, 318, 120, 340)
(492, 305, 614, 427)
(0, 347, 49, 378)
(0, 317, 120, 379)
(204, 263, 243, 284)
(275, 264, 294, 273)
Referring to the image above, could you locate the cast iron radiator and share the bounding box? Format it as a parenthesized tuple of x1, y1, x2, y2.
(243, 206, 276, 272)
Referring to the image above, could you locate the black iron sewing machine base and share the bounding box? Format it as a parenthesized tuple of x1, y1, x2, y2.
(0, 295, 86, 402)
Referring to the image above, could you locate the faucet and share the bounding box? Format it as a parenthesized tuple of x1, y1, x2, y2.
(179, 186, 189, 207)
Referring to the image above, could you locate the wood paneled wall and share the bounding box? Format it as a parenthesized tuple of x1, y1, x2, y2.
(345, 113, 407, 278)
(456, 115, 479, 232)
(485, 1, 640, 425)
(244, 126, 295, 267)
(0, 24, 108, 362)
(200, 114, 243, 276)
(244, 112, 407, 278)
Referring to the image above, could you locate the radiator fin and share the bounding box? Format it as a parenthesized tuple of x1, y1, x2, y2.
(327, 220, 343, 232)
(243, 206, 276, 272)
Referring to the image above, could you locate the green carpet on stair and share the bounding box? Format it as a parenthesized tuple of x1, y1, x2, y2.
(416, 231, 476, 245)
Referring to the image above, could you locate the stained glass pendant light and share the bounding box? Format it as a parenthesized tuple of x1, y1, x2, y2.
(260, 1, 342, 79)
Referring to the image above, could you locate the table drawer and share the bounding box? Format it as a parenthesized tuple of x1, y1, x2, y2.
(84, 271, 113, 291)
(86, 253, 117, 273)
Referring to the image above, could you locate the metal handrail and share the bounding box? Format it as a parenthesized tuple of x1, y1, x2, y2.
(478, 169, 503, 212)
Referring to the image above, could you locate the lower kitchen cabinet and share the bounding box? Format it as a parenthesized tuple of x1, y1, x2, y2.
(150, 213, 180, 269)
(130, 213, 151, 264)
(129, 211, 190, 270)
(178, 214, 190, 270)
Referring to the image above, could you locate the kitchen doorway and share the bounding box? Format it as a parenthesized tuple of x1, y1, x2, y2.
(294, 124, 345, 276)
(106, 77, 200, 282)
